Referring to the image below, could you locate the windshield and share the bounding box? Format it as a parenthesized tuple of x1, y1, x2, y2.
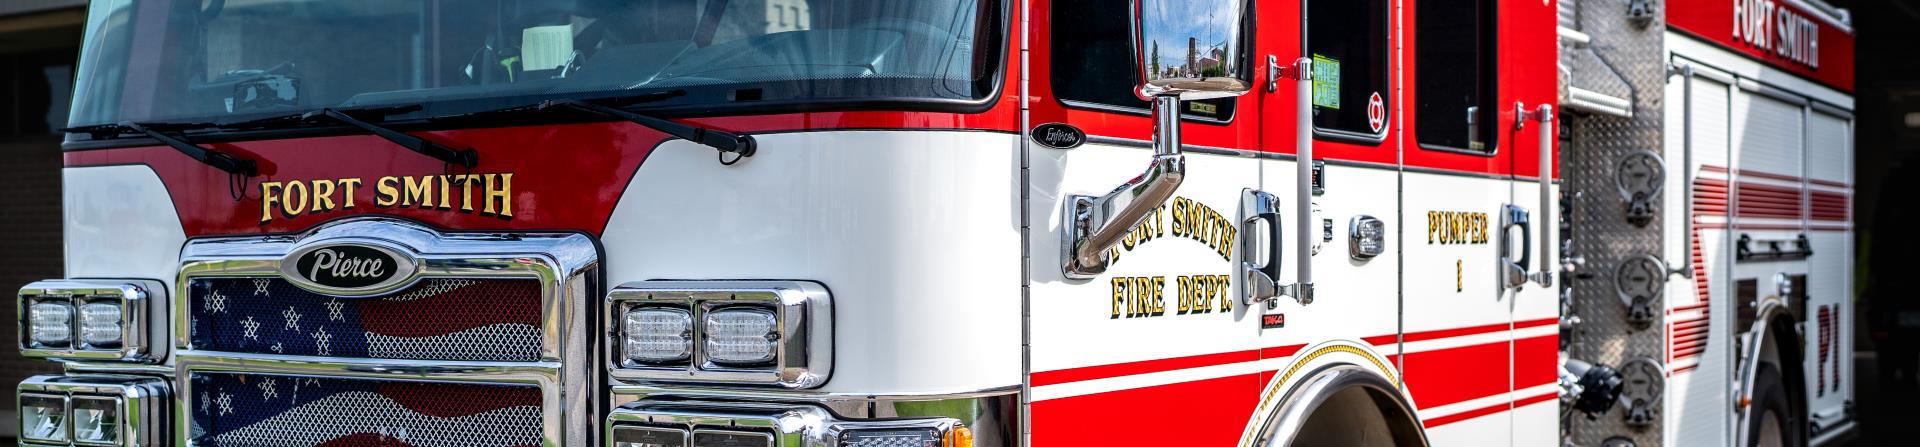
(67, 0, 1004, 129)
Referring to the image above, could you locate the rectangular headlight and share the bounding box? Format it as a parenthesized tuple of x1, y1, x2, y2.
(18, 393, 67, 443)
(703, 308, 778, 366)
(18, 280, 164, 362)
(71, 395, 122, 446)
(612, 426, 687, 447)
(79, 302, 124, 348)
(18, 375, 170, 447)
(606, 281, 832, 388)
(623, 307, 694, 364)
(27, 301, 73, 348)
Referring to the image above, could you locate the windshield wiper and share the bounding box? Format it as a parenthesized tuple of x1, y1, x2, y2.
(65, 121, 257, 176)
(302, 108, 479, 168)
(221, 105, 478, 169)
(475, 90, 754, 162)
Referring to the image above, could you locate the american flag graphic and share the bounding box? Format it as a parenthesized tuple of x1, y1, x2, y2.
(189, 372, 543, 447)
(189, 277, 543, 362)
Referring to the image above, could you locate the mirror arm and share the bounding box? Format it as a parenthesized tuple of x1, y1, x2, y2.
(1062, 94, 1188, 279)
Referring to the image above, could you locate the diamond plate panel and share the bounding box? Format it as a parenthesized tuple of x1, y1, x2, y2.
(1562, 0, 1669, 445)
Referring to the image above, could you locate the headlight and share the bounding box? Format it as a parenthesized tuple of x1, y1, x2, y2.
(704, 308, 778, 366)
(79, 302, 124, 348)
(18, 375, 169, 447)
(18, 280, 163, 362)
(611, 426, 687, 447)
(71, 395, 122, 446)
(18, 393, 66, 443)
(606, 281, 832, 388)
(623, 307, 694, 364)
(27, 301, 73, 348)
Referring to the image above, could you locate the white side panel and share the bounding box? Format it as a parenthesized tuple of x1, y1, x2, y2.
(1806, 112, 1850, 184)
(1026, 144, 1260, 388)
(63, 165, 187, 291)
(602, 131, 1022, 394)
(1805, 232, 1851, 428)
(1736, 95, 1805, 178)
(1665, 68, 1733, 447)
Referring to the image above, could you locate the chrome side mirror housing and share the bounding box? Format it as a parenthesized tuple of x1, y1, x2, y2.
(1133, 0, 1254, 100)
(1063, 0, 1253, 279)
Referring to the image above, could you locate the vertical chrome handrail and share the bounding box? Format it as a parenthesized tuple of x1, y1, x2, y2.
(1288, 57, 1316, 304)
(1536, 104, 1556, 287)
(1669, 63, 1696, 279)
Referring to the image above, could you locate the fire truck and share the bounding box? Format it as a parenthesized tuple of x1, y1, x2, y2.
(11, 0, 1855, 446)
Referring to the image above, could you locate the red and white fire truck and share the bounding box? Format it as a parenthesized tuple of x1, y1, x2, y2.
(12, 0, 1855, 446)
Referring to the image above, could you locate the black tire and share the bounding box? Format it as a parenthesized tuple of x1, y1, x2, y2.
(1747, 364, 1805, 447)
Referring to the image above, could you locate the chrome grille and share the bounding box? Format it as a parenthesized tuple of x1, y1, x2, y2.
(188, 372, 543, 447)
(188, 277, 543, 362)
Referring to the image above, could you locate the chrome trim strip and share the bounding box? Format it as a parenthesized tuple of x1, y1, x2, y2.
(607, 400, 967, 447)
(19, 374, 171, 447)
(606, 281, 832, 389)
(18, 280, 167, 363)
(172, 217, 599, 447)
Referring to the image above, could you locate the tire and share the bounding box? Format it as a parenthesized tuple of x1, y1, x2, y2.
(1747, 364, 1804, 447)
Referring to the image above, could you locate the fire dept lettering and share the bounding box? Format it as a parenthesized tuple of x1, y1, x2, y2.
(1427, 211, 1490, 245)
(1111, 274, 1233, 319)
(260, 174, 515, 223)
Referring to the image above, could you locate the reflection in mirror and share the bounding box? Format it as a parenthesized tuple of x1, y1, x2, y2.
(1133, 0, 1251, 100)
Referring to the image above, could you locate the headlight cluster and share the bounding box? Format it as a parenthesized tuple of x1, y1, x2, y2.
(17, 280, 163, 362)
(607, 281, 831, 388)
(16, 375, 168, 446)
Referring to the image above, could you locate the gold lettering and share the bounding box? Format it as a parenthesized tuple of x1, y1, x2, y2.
(311, 179, 337, 213)
(460, 174, 479, 212)
(375, 177, 400, 207)
(1216, 275, 1233, 312)
(260, 182, 284, 223)
(338, 178, 363, 209)
(402, 176, 434, 208)
(1111, 277, 1126, 319)
(437, 175, 452, 210)
(282, 181, 308, 217)
(484, 173, 513, 217)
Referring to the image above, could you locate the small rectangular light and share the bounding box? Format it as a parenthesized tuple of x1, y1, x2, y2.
(28, 301, 74, 348)
(839, 428, 942, 447)
(624, 307, 693, 364)
(703, 308, 778, 366)
(18, 393, 67, 443)
(612, 426, 687, 447)
(693, 429, 773, 447)
(1349, 215, 1387, 260)
(79, 302, 125, 348)
(70, 395, 122, 446)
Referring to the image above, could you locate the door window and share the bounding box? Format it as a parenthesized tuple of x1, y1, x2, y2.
(1415, 0, 1498, 153)
(1306, 0, 1390, 140)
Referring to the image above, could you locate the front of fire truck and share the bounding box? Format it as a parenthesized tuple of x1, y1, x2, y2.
(19, 1, 1019, 446)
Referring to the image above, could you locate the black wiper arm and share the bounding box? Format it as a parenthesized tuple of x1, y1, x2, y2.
(66, 121, 257, 176)
(221, 104, 421, 131)
(536, 98, 756, 159)
(304, 108, 479, 169)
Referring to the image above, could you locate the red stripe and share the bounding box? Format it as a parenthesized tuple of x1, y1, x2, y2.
(1673, 363, 1702, 374)
(1029, 348, 1261, 387)
(1404, 341, 1510, 410)
(1030, 374, 1259, 446)
(1423, 392, 1558, 428)
(1035, 319, 1562, 387)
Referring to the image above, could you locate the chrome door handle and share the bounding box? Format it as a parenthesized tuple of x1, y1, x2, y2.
(1501, 204, 1533, 290)
(1241, 189, 1284, 308)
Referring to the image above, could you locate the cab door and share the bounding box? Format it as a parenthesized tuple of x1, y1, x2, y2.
(1024, 0, 1265, 445)
(1394, 0, 1548, 444)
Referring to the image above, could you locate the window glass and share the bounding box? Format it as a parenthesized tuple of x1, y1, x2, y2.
(1306, 0, 1389, 138)
(1050, 0, 1236, 121)
(66, 0, 1005, 128)
(1416, 0, 1497, 153)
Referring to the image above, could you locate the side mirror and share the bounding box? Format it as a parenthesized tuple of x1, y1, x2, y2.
(1063, 0, 1253, 279)
(1133, 0, 1253, 100)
